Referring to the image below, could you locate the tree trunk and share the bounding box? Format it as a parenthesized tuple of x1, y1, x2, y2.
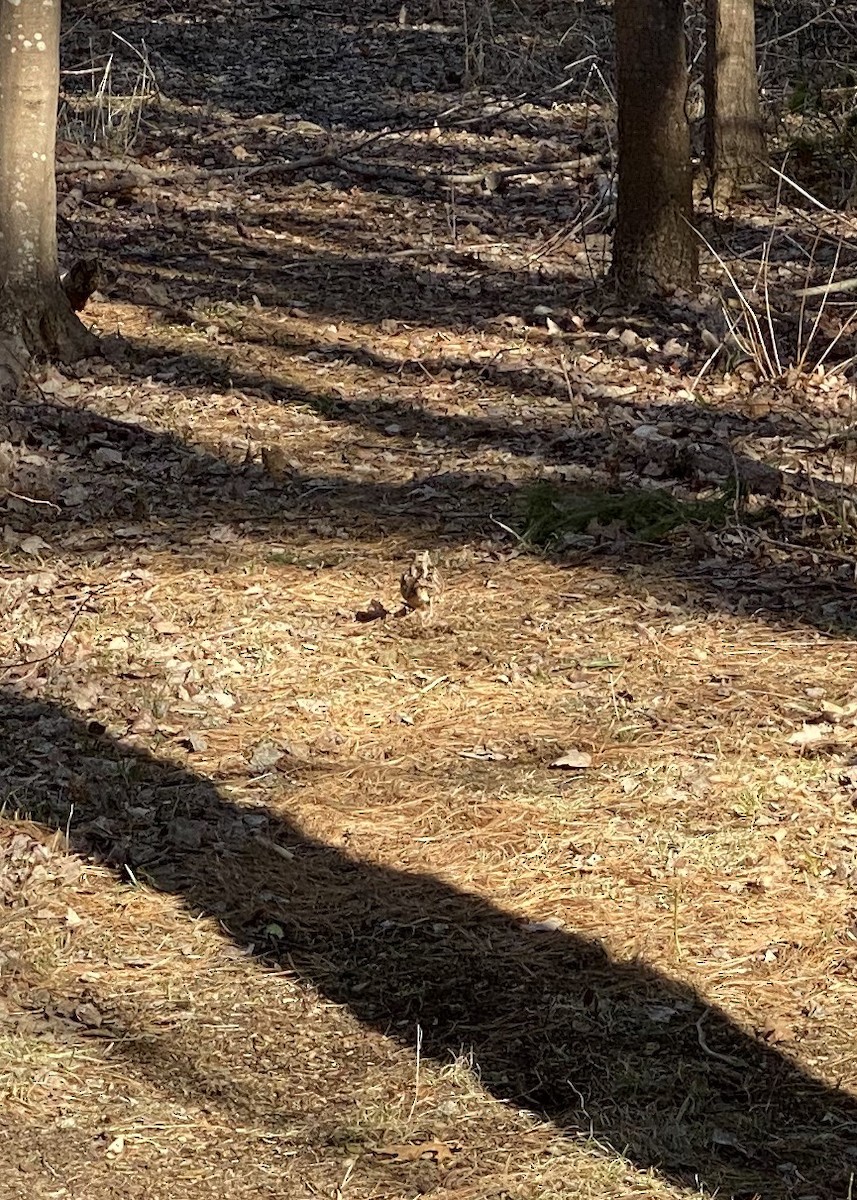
(704, 0, 766, 205)
(612, 0, 698, 297)
(0, 0, 95, 360)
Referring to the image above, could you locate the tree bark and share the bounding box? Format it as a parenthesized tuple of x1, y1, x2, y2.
(0, 0, 96, 360)
(704, 0, 766, 205)
(612, 0, 698, 298)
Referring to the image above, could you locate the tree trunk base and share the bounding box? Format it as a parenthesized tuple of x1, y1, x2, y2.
(709, 160, 766, 208)
(0, 280, 98, 362)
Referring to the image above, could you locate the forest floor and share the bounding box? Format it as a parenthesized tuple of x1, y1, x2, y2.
(4, 1, 857, 1197)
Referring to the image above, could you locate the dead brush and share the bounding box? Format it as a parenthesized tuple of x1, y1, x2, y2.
(692, 165, 857, 388)
(59, 34, 160, 153)
(458, 0, 591, 90)
(461, 0, 493, 87)
(796, 383, 857, 546)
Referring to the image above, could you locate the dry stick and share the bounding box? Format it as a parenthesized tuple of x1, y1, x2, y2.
(56, 151, 594, 192)
(797, 237, 842, 371)
(767, 160, 846, 222)
(813, 305, 857, 375)
(796, 276, 857, 299)
(763, 164, 857, 359)
(689, 219, 777, 378)
(695, 1011, 746, 1071)
(758, 162, 789, 377)
(758, 234, 782, 377)
(756, 531, 857, 567)
(0, 490, 61, 511)
(785, 199, 856, 259)
(796, 227, 822, 365)
(757, 6, 837, 47)
(442, 154, 600, 187)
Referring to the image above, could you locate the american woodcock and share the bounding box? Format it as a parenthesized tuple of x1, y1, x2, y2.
(400, 551, 441, 616)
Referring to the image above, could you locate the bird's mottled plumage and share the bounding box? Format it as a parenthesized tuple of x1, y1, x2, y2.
(400, 551, 441, 616)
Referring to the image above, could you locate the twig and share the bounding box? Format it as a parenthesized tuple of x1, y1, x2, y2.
(0, 582, 108, 675)
(490, 515, 529, 544)
(755, 530, 857, 566)
(795, 277, 857, 298)
(1, 490, 61, 511)
(695, 1010, 746, 1071)
(254, 834, 295, 861)
(442, 155, 601, 187)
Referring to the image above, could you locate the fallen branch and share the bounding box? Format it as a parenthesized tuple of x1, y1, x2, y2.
(55, 158, 168, 178)
(55, 150, 601, 194)
(442, 155, 601, 189)
(794, 277, 857, 298)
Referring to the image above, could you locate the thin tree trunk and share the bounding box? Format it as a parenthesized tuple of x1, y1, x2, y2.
(0, 0, 95, 360)
(612, 0, 698, 297)
(704, 0, 766, 205)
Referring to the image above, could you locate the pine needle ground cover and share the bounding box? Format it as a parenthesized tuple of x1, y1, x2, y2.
(4, 1, 857, 1197)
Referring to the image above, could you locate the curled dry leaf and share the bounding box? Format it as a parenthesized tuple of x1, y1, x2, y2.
(248, 741, 284, 770)
(74, 1001, 103, 1028)
(786, 724, 836, 748)
(459, 744, 509, 761)
(152, 619, 182, 635)
(373, 1141, 460, 1163)
(356, 598, 389, 623)
(549, 749, 592, 770)
(523, 917, 563, 933)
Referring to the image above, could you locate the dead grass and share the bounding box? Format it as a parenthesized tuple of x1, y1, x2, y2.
(4, 1, 857, 1197)
(4, 520, 857, 1196)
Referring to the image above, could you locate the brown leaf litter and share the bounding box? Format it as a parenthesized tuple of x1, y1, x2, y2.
(3, 1, 857, 1199)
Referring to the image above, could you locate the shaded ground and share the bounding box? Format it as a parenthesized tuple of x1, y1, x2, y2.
(4, 1, 857, 1198)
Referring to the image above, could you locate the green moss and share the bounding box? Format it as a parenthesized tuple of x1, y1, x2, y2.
(521, 481, 733, 548)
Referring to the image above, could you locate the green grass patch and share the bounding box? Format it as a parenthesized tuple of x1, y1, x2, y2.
(521, 481, 733, 548)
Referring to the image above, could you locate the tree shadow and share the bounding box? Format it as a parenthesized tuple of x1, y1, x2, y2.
(4, 693, 857, 1199)
(60, 0, 605, 130)
(4, 347, 857, 636)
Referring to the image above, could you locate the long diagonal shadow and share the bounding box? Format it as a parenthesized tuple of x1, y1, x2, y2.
(5, 696, 857, 1198)
(7, 366, 857, 636)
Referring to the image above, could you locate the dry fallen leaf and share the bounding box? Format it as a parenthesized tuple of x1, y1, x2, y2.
(248, 741, 284, 770)
(373, 1141, 460, 1163)
(356, 598, 389, 623)
(523, 917, 563, 933)
(459, 744, 509, 761)
(757, 1020, 794, 1045)
(786, 724, 836, 747)
(74, 1001, 103, 1028)
(152, 619, 182, 635)
(549, 749, 592, 770)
